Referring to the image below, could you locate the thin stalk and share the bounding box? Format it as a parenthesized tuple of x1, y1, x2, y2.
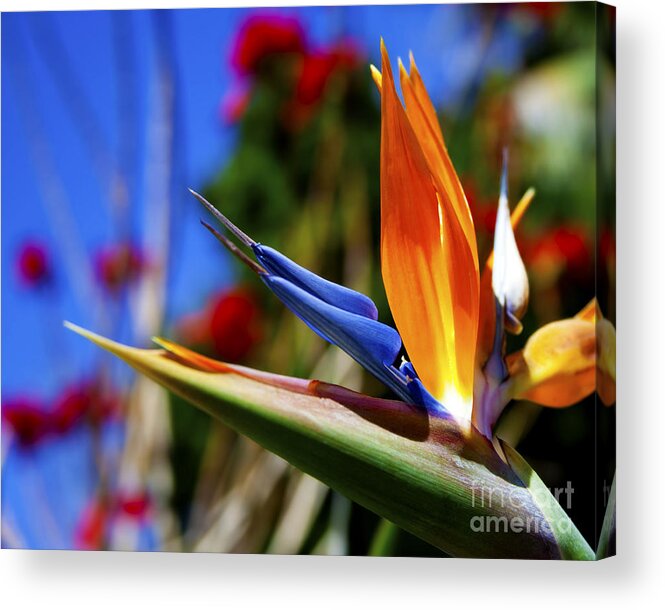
(369, 519, 400, 557)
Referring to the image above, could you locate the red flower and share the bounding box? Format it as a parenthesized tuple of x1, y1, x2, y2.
(284, 44, 360, 128)
(599, 226, 616, 266)
(75, 497, 109, 550)
(17, 241, 51, 288)
(75, 490, 152, 549)
(524, 225, 591, 280)
(231, 15, 305, 76)
(503, 2, 564, 23)
(465, 180, 498, 236)
(178, 287, 263, 362)
(521, 2, 564, 21)
(2, 399, 51, 448)
(209, 289, 263, 361)
(52, 386, 91, 434)
(220, 86, 252, 124)
(550, 226, 590, 272)
(117, 492, 151, 520)
(472, 205, 499, 237)
(94, 243, 145, 293)
(295, 46, 359, 106)
(52, 382, 117, 434)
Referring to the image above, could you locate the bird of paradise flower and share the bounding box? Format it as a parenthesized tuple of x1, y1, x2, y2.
(68, 42, 615, 559)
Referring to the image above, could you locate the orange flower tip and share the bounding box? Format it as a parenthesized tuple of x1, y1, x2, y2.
(397, 56, 407, 76)
(408, 50, 417, 72)
(151, 336, 172, 350)
(511, 187, 536, 229)
(369, 64, 382, 90)
(575, 298, 601, 323)
(379, 39, 392, 71)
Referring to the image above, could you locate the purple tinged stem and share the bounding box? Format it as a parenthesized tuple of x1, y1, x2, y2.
(199, 221, 266, 275)
(189, 189, 255, 247)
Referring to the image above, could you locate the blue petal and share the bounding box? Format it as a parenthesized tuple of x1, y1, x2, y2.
(398, 362, 448, 416)
(192, 190, 447, 414)
(398, 360, 418, 379)
(253, 245, 379, 320)
(405, 379, 448, 417)
(261, 274, 415, 404)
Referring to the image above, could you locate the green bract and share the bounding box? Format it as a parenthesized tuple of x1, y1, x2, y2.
(66, 322, 594, 560)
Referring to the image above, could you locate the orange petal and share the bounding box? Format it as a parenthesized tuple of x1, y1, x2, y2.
(506, 319, 596, 407)
(399, 54, 478, 273)
(476, 268, 497, 372)
(379, 43, 478, 418)
(152, 337, 312, 394)
(574, 299, 615, 405)
(369, 64, 382, 91)
(505, 299, 615, 408)
(575, 297, 600, 323)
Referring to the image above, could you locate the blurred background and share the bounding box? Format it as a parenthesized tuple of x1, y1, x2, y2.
(1, 2, 615, 554)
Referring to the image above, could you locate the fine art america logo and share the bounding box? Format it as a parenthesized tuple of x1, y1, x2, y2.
(469, 482, 575, 534)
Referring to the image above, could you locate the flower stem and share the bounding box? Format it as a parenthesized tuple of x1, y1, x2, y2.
(369, 518, 400, 556)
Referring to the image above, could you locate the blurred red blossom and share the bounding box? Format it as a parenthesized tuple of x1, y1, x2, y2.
(52, 381, 119, 434)
(524, 225, 592, 281)
(117, 491, 151, 520)
(470, 204, 499, 237)
(75, 491, 152, 550)
(75, 497, 110, 550)
(284, 44, 360, 127)
(2, 398, 51, 448)
(52, 387, 90, 434)
(294, 45, 359, 106)
(227, 14, 362, 129)
(94, 243, 146, 293)
(465, 180, 498, 237)
(500, 2, 563, 23)
(177, 287, 263, 362)
(231, 14, 305, 76)
(220, 86, 252, 124)
(3, 381, 119, 450)
(520, 2, 564, 21)
(599, 226, 616, 266)
(17, 241, 52, 288)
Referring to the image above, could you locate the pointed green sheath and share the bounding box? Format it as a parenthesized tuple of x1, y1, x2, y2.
(66, 323, 594, 560)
